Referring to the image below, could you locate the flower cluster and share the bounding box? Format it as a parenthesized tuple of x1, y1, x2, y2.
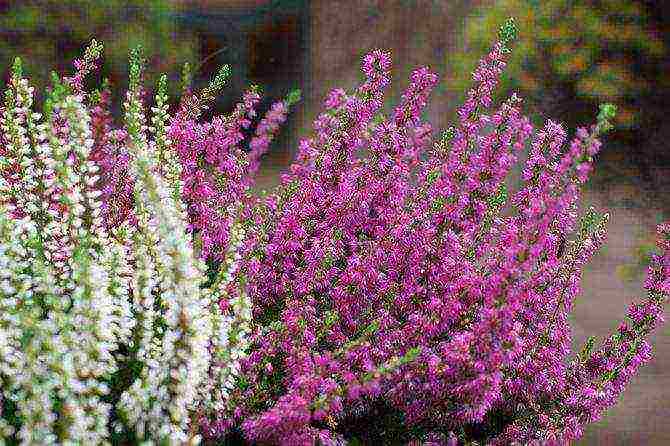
(0, 18, 668, 446)
(0, 44, 257, 444)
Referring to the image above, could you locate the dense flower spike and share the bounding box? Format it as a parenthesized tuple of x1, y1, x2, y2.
(246, 90, 300, 180)
(0, 18, 668, 446)
(88, 79, 136, 228)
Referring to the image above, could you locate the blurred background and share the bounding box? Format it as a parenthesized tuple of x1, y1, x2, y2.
(0, 0, 668, 443)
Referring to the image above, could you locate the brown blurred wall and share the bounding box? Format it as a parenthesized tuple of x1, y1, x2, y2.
(307, 0, 479, 131)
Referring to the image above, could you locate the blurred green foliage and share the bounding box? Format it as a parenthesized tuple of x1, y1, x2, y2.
(450, 0, 665, 129)
(0, 0, 197, 96)
(616, 213, 667, 282)
(616, 235, 656, 282)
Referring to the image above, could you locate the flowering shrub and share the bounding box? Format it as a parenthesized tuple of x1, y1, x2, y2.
(1, 18, 669, 446)
(0, 42, 253, 444)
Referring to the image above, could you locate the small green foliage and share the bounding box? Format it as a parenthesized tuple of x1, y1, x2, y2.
(579, 206, 606, 238)
(596, 103, 617, 133)
(402, 346, 421, 364)
(489, 183, 508, 209)
(89, 88, 102, 105)
(128, 45, 145, 93)
(430, 196, 447, 213)
(10, 57, 22, 79)
(466, 183, 509, 261)
(498, 17, 518, 51)
(210, 64, 231, 91)
(324, 310, 339, 329)
(285, 88, 302, 107)
(82, 38, 104, 64)
(598, 103, 617, 122)
(442, 126, 456, 141)
(578, 335, 597, 363)
(43, 72, 72, 118)
(89, 78, 110, 106)
(366, 346, 421, 379)
(156, 73, 168, 101)
(279, 178, 301, 202)
(364, 320, 380, 336)
(436, 126, 456, 153)
(426, 169, 441, 186)
(370, 113, 385, 128)
(181, 61, 192, 95)
(200, 64, 231, 103)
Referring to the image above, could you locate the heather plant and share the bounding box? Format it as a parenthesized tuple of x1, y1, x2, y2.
(0, 39, 283, 444)
(203, 19, 669, 445)
(0, 17, 669, 446)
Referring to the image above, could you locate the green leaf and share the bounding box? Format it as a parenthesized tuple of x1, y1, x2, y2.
(128, 45, 145, 93)
(180, 61, 192, 94)
(578, 335, 597, 362)
(11, 56, 22, 79)
(285, 88, 302, 107)
(597, 103, 617, 133)
(498, 17, 518, 51)
(156, 73, 168, 99)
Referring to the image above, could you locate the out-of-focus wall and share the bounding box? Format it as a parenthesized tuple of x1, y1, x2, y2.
(308, 0, 480, 136)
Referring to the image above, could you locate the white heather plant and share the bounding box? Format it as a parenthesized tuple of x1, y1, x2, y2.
(0, 42, 250, 444)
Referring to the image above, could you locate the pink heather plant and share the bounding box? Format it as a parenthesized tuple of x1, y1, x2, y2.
(204, 19, 669, 445)
(0, 17, 668, 446)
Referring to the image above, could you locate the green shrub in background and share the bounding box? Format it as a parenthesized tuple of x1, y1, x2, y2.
(0, 0, 197, 95)
(617, 234, 657, 282)
(617, 212, 669, 282)
(450, 0, 665, 129)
